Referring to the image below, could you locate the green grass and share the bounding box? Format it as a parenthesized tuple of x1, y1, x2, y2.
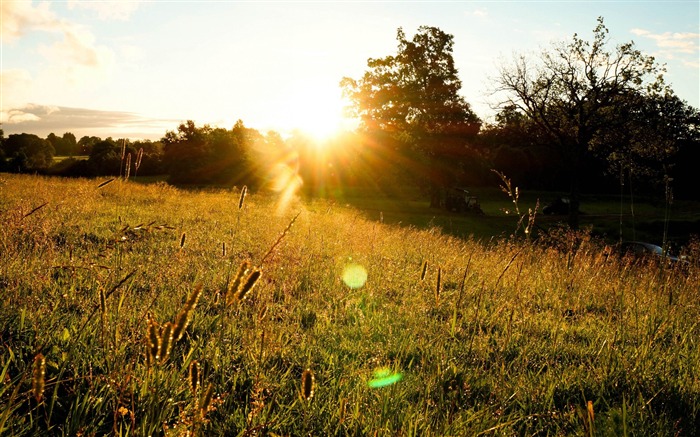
(1, 173, 699, 435)
(319, 185, 700, 246)
(52, 155, 89, 163)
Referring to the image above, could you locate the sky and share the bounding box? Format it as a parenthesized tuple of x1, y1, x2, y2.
(1, 0, 698, 141)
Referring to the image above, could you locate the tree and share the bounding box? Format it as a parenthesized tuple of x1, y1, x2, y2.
(162, 120, 264, 186)
(342, 26, 480, 207)
(493, 17, 665, 228)
(46, 133, 66, 155)
(595, 92, 700, 186)
(88, 138, 128, 175)
(62, 132, 78, 156)
(78, 136, 102, 155)
(2, 133, 54, 171)
(162, 120, 213, 183)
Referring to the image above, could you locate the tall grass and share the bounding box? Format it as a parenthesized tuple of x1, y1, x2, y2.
(0, 173, 698, 435)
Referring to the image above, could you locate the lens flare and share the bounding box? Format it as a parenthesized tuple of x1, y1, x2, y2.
(342, 263, 367, 289)
(368, 368, 402, 388)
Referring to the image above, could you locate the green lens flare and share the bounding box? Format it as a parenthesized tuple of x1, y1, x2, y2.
(368, 368, 403, 388)
(342, 264, 367, 289)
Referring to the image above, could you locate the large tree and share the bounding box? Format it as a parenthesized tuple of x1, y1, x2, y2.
(493, 17, 665, 228)
(2, 133, 54, 171)
(341, 26, 480, 207)
(595, 91, 700, 186)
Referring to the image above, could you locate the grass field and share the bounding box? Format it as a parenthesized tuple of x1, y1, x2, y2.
(313, 184, 700, 248)
(1, 173, 699, 436)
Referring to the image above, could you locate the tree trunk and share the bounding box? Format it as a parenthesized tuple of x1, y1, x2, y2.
(429, 182, 442, 208)
(567, 153, 582, 229)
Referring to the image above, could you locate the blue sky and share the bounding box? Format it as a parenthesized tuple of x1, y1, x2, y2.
(1, 1, 698, 140)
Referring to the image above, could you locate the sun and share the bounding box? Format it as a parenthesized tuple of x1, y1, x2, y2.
(278, 84, 355, 143)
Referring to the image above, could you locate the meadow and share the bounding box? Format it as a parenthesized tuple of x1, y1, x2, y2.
(1, 173, 699, 436)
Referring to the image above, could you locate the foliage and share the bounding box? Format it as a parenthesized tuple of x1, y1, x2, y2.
(1, 133, 54, 171)
(77, 136, 103, 155)
(0, 174, 698, 435)
(162, 120, 263, 187)
(342, 26, 481, 207)
(594, 91, 700, 188)
(47, 132, 78, 156)
(493, 17, 666, 228)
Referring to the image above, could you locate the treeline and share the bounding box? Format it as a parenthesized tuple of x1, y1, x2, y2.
(0, 121, 374, 192)
(0, 131, 164, 177)
(1, 106, 699, 200)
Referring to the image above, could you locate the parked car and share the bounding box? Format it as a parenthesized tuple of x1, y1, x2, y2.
(445, 187, 484, 214)
(619, 241, 687, 266)
(542, 197, 570, 215)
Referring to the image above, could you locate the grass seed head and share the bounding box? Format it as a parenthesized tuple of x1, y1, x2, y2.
(147, 313, 161, 364)
(236, 269, 261, 302)
(238, 185, 248, 209)
(158, 322, 174, 363)
(179, 233, 186, 249)
(97, 178, 115, 189)
(200, 383, 214, 419)
(301, 369, 315, 401)
(257, 303, 268, 322)
(189, 360, 200, 395)
(32, 353, 45, 402)
(172, 285, 202, 342)
(135, 148, 144, 173)
(226, 261, 250, 305)
(420, 260, 428, 281)
(125, 153, 132, 181)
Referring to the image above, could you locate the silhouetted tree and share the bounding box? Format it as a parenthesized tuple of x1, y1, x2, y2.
(595, 92, 700, 187)
(78, 136, 102, 155)
(46, 132, 77, 156)
(2, 133, 54, 171)
(46, 133, 63, 155)
(493, 17, 665, 228)
(205, 121, 259, 186)
(88, 138, 126, 175)
(130, 139, 165, 175)
(162, 120, 265, 186)
(342, 26, 480, 207)
(62, 132, 78, 156)
(162, 120, 213, 183)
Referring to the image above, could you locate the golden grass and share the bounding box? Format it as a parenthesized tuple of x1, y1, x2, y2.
(0, 173, 698, 435)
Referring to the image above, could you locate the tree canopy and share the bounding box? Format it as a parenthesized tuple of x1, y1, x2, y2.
(342, 26, 480, 206)
(1, 133, 54, 172)
(493, 17, 667, 227)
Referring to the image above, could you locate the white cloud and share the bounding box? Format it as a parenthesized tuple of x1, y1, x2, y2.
(0, 69, 34, 117)
(472, 8, 488, 18)
(1, 0, 116, 107)
(1, 103, 57, 125)
(0, 68, 32, 98)
(67, 0, 141, 21)
(2, 104, 178, 140)
(681, 59, 699, 69)
(631, 28, 699, 55)
(38, 26, 99, 66)
(1, 1, 114, 70)
(1, 0, 59, 42)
